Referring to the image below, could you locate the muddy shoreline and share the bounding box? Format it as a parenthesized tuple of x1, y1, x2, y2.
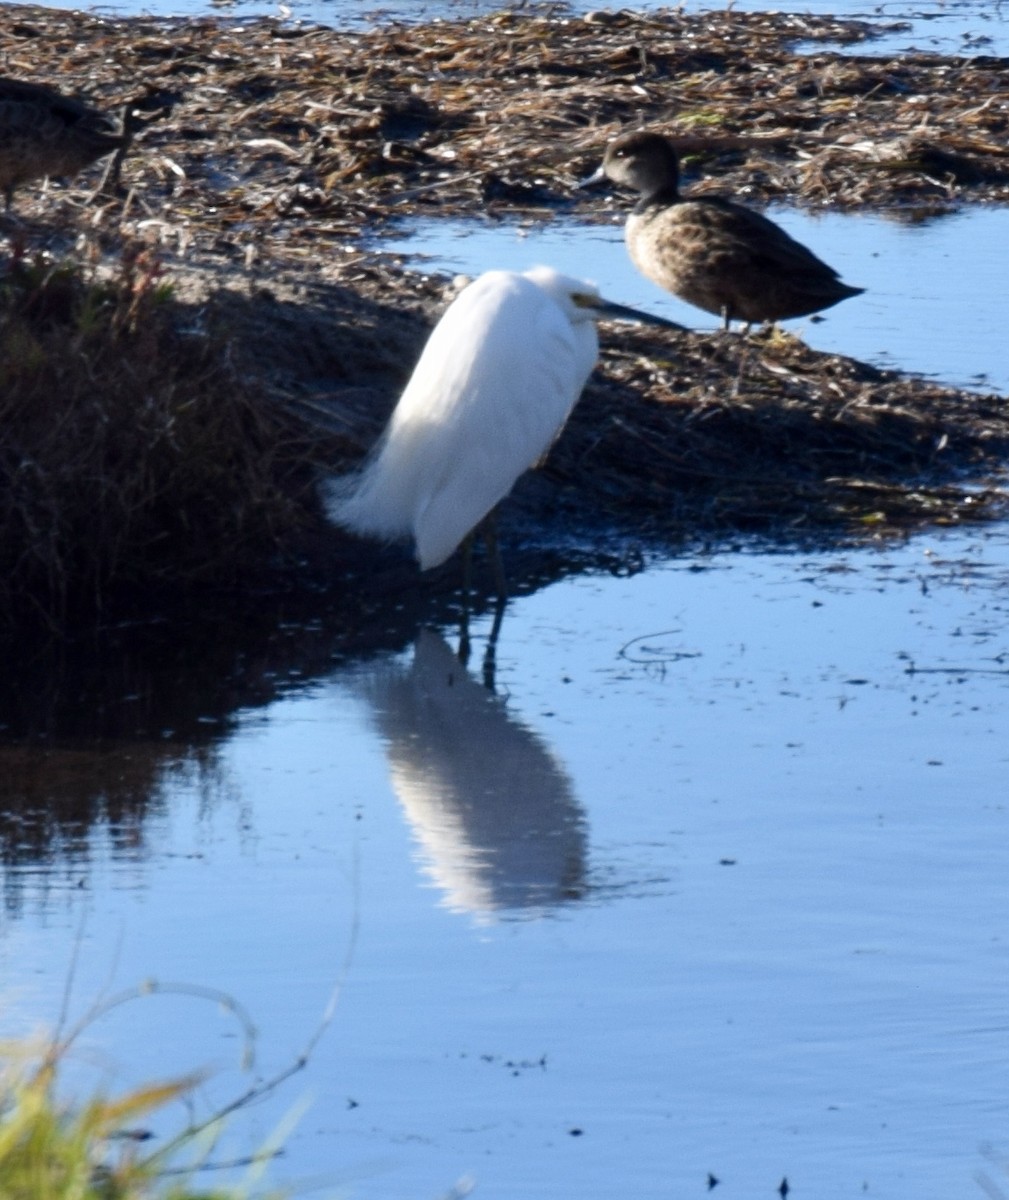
(2, 2, 1009, 626)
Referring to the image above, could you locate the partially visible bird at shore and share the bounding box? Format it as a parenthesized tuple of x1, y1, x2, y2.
(0, 78, 175, 209)
(583, 129, 864, 330)
(324, 265, 683, 596)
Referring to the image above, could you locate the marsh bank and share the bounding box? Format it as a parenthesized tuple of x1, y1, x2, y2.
(3, 1, 1009, 624)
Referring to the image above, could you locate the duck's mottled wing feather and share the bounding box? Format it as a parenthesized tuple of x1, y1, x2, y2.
(692, 197, 844, 279)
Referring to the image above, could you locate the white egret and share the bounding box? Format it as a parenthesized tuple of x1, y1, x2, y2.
(583, 129, 864, 330)
(325, 265, 682, 592)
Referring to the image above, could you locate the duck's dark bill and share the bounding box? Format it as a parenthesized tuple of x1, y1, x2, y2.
(576, 165, 607, 189)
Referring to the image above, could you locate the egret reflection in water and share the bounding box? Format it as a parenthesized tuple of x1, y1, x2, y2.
(353, 629, 587, 919)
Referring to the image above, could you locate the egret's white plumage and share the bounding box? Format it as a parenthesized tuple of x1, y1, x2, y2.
(327, 266, 610, 571)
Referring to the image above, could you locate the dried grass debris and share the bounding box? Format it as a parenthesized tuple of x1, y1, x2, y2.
(0, 4, 1008, 626)
(5, 1, 1009, 248)
(0, 246, 318, 625)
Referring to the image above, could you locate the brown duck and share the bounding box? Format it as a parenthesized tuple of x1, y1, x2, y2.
(588, 130, 864, 330)
(0, 78, 174, 209)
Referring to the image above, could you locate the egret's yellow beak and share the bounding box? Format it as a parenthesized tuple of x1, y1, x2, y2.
(573, 292, 687, 332)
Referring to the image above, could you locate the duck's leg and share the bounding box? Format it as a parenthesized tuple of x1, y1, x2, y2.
(93, 102, 139, 199)
(721, 305, 754, 337)
(732, 334, 754, 396)
(94, 90, 177, 200)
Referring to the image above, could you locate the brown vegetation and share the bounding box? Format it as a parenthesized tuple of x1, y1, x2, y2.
(0, 245, 319, 623)
(0, 4, 1008, 628)
(4, 0, 1009, 240)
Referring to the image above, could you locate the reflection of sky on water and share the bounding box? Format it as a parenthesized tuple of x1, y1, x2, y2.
(379, 206, 1009, 396)
(2, 527, 1009, 1198)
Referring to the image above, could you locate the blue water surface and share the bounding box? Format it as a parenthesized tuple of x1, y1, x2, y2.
(380, 205, 1009, 395)
(3, 531, 1009, 1200)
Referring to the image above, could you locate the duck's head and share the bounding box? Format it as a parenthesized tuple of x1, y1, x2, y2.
(600, 130, 681, 198)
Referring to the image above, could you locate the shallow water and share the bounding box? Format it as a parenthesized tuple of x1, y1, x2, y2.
(6, 0, 1009, 1189)
(380, 205, 1009, 395)
(3, 526, 1009, 1198)
(50, 0, 1009, 58)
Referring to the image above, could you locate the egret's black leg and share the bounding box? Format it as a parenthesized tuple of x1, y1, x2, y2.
(457, 530, 476, 667)
(458, 510, 506, 673)
(481, 510, 508, 603)
(481, 597, 507, 692)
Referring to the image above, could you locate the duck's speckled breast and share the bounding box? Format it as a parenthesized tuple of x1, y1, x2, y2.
(625, 201, 763, 321)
